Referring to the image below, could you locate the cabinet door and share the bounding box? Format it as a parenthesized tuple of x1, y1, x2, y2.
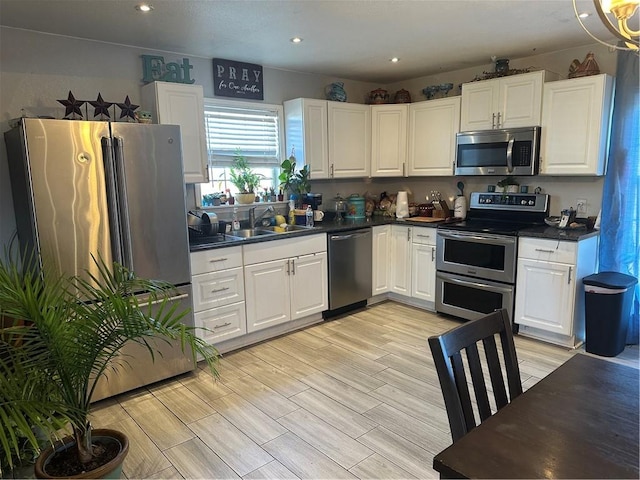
(245, 259, 291, 333)
(284, 99, 329, 179)
(194, 302, 247, 344)
(328, 103, 371, 177)
(371, 104, 407, 177)
(408, 98, 460, 176)
(514, 258, 574, 335)
(144, 82, 208, 183)
(411, 243, 436, 302)
(540, 74, 613, 175)
(498, 70, 544, 128)
(460, 79, 498, 131)
(390, 226, 411, 295)
(372, 225, 391, 295)
(290, 252, 328, 320)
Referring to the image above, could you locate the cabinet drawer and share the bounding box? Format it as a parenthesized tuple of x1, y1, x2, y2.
(195, 302, 247, 344)
(411, 227, 437, 245)
(192, 267, 244, 311)
(190, 246, 243, 274)
(518, 238, 576, 264)
(243, 234, 326, 265)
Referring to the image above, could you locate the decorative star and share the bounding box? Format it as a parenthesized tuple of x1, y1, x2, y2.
(57, 91, 85, 119)
(89, 93, 113, 120)
(116, 95, 139, 122)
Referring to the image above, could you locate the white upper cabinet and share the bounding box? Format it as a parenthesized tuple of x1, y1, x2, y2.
(371, 104, 408, 177)
(328, 102, 371, 178)
(540, 74, 614, 176)
(460, 70, 551, 131)
(141, 82, 209, 183)
(408, 97, 460, 176)
(283, 98, 330, 179)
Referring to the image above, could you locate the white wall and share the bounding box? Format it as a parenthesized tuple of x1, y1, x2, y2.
(0, 27, 613, 249)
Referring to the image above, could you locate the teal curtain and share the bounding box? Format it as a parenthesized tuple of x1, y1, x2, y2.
(599, 48, 640, 344)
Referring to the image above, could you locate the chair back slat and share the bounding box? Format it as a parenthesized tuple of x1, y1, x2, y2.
(428, 309, 522, 443)
(482, 335, 509, 409)
(464, 343, 492, 421)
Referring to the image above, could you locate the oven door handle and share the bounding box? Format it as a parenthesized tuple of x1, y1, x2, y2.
(440, 274, 513, 294)
(438, 231, 516, 245)
(506, 136, 515, 173)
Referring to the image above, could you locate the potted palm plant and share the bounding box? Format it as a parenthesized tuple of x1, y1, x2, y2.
(0, 255, 219, 478)
(229, 151, 263, 204)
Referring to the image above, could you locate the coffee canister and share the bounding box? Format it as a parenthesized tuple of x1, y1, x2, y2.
(346, 194, 366, 219)
(396, 191, 409, 219)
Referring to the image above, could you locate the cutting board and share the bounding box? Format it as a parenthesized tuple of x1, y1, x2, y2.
(407, 217, 446, 223)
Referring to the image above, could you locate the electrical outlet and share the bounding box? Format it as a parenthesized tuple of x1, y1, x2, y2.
(576, 199, 587, 215)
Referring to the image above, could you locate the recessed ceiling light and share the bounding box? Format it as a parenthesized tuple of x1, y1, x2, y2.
(135, 4, 153, 12)
(390, 57, 400, 63)
(290, 37, 303, 44)
(578, 12, 590, 18)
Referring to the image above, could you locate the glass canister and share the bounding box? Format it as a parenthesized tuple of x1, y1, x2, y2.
(346, 194, 366, 219)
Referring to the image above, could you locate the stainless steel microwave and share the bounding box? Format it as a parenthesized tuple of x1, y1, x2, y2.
(455, 126, 540, 176)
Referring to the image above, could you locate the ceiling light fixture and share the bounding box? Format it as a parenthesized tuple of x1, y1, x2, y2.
(135, 3, 153, 12)
(390, 57, 400, 63)
(290, 37, 303, 43)
(573, 0, 639, 51)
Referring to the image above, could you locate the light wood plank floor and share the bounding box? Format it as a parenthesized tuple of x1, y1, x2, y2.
(91, 301, 640, 479)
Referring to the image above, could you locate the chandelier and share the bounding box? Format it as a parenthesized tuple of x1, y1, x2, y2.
(574, 0, 639, 51)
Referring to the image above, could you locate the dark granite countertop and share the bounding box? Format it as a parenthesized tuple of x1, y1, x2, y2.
(189, 215, 598, 251)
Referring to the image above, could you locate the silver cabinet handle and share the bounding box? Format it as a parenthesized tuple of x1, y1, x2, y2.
(492, 112, 496, 129)
(286, 259, 290, 275)
(568, 266, 572, 284)
(497, 112, 502, 129)
(291, 259, 296, 275)
(534, 248, 555, 254)
(330, 164, 334, 177)
(431, 246, 435, 262)
(416, 234, 431, 239)
(209, 257, 228, 263)
(402, 162, 406, 177)
(407, 228, 411, 241)
(214, 322, 231, 329)
(211, 287, 230, 294)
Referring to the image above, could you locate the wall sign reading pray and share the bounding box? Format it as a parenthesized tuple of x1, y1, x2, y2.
(213, 58, 263, 100)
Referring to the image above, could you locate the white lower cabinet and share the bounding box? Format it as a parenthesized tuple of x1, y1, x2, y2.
(411, 229, 436, 302)
(372, 225, 391, 295)
(514, 236, 598, 347)
(244, 235, 328, 333)
(388, 224, 437, 309)
(190, 246, 247, 344)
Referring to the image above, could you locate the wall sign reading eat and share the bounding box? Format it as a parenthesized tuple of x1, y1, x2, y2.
(142, 55, 195, 84)
(213, 58, 263, 100)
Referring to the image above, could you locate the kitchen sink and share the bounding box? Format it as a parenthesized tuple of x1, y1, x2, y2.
(226, 229, 277, 239)
(258, 225, 316, 233)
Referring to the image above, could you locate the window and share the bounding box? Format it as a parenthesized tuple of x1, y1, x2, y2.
(198, 98, 284, 205)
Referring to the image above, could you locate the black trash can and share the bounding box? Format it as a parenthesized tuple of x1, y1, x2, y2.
(583, 272, 638, 357)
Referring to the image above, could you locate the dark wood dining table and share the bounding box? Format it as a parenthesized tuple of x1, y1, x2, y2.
(433, 353, 640, 479)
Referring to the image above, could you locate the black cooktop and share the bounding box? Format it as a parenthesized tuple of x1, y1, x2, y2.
(438, 192, 549, 236)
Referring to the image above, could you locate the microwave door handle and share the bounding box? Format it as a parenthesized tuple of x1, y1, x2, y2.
(506, 136, 515, 173)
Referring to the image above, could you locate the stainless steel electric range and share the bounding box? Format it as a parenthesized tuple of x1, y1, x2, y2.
(435, 191, 549, 322)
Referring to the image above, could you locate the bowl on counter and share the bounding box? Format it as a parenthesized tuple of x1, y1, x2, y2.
(544, 216, 561, 227)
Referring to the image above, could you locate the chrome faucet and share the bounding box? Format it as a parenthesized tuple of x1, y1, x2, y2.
(249, 205, 275, 227)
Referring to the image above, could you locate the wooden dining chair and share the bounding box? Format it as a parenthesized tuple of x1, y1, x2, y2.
(428, 309, 523, 443)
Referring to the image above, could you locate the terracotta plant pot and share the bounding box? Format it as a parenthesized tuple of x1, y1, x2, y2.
(235, 193, 255, 205)
(35, 429, 129, 479)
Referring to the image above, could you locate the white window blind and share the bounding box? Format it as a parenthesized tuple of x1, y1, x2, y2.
(204, 99, 282, 166)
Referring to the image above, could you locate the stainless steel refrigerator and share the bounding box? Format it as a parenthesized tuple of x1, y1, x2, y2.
(5, 118, 194, 401)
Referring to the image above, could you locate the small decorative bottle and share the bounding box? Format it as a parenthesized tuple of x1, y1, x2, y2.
(232, 207, 240, 231)
(306, 206, 314, 227)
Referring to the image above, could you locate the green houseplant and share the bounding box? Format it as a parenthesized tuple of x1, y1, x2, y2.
(279, 154, 311, 207)
(0, 255, 219, 478)
(228, 151, 263, 204)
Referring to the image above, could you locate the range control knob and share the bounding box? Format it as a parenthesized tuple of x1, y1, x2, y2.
(528, 200, 535, 205)
(521, 200, 527, 205)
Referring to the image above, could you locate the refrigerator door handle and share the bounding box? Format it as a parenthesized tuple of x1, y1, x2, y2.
(101, 136, 124, 265)
(112, 136, 134, 270)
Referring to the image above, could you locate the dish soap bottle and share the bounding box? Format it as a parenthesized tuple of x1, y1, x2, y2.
(232, 207, 240, 231)
(288, 200, 296, 226)
(306, 205, 314, 227)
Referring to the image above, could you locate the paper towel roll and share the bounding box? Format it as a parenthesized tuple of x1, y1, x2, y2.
(396, 191, 409, 218)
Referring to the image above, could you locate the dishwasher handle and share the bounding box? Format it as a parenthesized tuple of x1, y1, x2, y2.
(330, 231, 371, 241)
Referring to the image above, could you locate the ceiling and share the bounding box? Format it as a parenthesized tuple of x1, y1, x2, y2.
(0, 0, 614, 83)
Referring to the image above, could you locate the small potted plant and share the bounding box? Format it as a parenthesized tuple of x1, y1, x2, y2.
(279, 153, 311, 208)
(229, 151, 263, 204)
(0, 255, 219, 478)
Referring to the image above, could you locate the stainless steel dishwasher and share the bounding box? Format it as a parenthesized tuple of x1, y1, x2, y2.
(326, 228, 372, 316)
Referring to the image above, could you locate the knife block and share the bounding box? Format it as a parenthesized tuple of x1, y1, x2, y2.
(432, 200, 450, 219)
